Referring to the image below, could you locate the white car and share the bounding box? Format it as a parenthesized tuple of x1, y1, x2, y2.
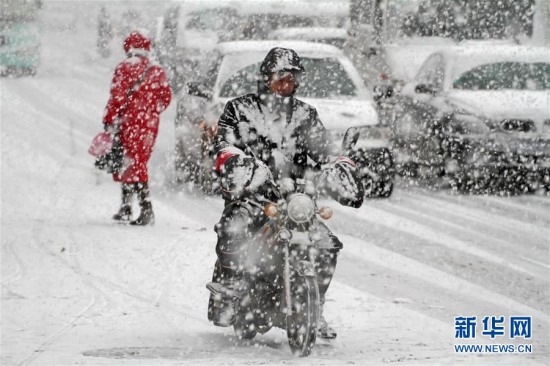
(174, 40, 395, 197)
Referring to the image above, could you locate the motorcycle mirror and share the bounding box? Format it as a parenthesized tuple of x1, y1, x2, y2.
(342, 127, 360, 152)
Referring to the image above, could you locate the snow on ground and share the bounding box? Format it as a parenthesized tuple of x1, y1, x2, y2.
(1, 2, 549, 365)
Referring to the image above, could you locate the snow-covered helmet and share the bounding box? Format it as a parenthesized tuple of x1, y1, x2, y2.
(260, 47, 305, 75)
(258, 47, 305, 95)
(123, 30, 151, 55)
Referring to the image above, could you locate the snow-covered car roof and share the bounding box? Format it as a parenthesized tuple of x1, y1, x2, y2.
(215, 40, 346, 58)
(269, 27, 348, 41)
(441, 44, 550, 81)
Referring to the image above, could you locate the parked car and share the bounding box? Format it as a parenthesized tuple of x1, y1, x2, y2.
(174, 40, 395, 197)
(0, 0, 41, 76)
(386, 44, 550, 194)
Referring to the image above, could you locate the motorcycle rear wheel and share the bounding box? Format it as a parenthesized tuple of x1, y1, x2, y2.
(286, 275, 319, 357)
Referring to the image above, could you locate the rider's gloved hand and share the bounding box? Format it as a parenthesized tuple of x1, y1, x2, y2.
(317, 156, 364, 208)
(218, 152, 271, 199)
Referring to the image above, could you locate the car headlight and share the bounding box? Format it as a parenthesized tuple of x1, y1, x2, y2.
(286, 194, 315, 224)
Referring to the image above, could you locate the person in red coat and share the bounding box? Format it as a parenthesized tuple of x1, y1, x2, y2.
(103, 30, 172, 225)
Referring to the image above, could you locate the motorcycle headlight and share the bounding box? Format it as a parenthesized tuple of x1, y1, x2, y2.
(286, 194, 315, 224)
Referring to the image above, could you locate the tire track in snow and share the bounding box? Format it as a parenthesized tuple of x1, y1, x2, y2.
(480, 195, 550, 218)
(23, 217, 105, 366)
(332, 203, 534, 277)
(18, 296, 99, 366)
(374, 198, 548, 280)
(339, 233, 549, 321)
(1, 240, 24, 287)
(14, 136, 107, 365)
(326, 197, 549, 314)
(400, 189, 548, 242)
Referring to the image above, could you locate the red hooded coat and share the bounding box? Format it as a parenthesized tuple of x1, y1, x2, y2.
(103, 31, 172, 183)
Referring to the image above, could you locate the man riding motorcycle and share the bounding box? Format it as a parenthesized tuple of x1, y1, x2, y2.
(209, 47, 364, 339)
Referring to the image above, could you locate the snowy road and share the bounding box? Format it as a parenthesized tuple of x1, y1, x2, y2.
(1, 3, 549, 365)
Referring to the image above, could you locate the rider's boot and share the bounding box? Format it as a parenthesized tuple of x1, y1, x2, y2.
(208, 204, 253, 326)
(113, 183, 134, 221)
(317, 250, 338, 339)
(318, 302, 337, 339)
(208, 264, 239, 327)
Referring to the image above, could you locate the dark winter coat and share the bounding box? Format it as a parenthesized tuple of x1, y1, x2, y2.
(214, 93, 334, 181)
(103, 55, 172, 183)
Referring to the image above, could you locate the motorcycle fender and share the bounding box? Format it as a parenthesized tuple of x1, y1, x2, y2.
(294, 260, 316, 277)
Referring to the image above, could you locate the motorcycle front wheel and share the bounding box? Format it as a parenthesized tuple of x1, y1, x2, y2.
(286, 275, 319, 357)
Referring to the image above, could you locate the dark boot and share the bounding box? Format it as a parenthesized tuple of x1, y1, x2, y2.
(113, 183, 133, 221)
(207, 205, 254, 326)
(130, 182, 155, 226)
(207, 263, 239, 327)
(317, 250, 338, 339)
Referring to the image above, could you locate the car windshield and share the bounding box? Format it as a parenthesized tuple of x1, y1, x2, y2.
(219, 56, 358, 99)
(452, 62, 550, 91)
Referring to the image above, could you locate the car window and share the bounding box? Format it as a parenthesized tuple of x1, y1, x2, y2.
(415, 53, 445, 89)
(219, 57, 358, 98)
(219, 62, 259, 97)
(299, 58, 357, 98)
(452, 62, 550, 90)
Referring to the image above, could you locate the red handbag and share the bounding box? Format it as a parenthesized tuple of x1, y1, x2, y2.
(88, 131, 113, 157)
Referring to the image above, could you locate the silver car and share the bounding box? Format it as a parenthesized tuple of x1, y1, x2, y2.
(388, 44, 550, 193)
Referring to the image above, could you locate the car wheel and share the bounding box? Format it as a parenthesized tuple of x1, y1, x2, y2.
(363, 177, 393, 198)
(379, 180, 393, 198)
(363, 177, 375, 197)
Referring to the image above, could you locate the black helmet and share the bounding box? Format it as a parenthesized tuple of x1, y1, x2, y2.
(259, 47, 305, 75)
(258, 47, 304, 96)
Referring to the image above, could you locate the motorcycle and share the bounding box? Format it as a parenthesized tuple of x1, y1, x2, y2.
(207, 177, 335, 356)
(206, 128, 360, 357)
